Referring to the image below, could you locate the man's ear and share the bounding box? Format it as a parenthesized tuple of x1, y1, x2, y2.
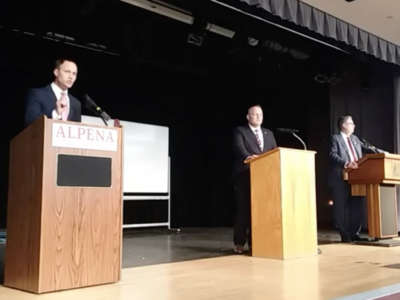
(53, 68, 59, 78)
(246, 114, 249, 121)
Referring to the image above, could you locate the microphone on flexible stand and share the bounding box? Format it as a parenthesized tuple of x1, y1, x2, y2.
(276, 128, 307, 150)
(276, 128, 300, 133)
(361, 138, 386, 154)
(84, 94, 111, 126)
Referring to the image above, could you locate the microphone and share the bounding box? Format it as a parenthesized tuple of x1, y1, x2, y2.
(361, 138, 385, 154)
(276, 127, 300, 133)
(84, 94, 111, 125)
(276, 127, 306, 150)
(361, 138, 372, 147)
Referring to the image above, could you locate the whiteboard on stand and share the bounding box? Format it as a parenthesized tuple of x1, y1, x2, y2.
(82, 115, 169, 194)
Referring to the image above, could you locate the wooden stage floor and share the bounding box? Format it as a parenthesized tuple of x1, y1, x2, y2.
(2, 242, 400, 300)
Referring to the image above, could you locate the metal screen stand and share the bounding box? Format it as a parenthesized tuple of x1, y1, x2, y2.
(122, 158, 171, 229)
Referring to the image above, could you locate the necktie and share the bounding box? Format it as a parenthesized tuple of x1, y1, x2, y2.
(60, 92, 69, 121)
(255, 129, 262, 151)
(347, 137, 357, 161)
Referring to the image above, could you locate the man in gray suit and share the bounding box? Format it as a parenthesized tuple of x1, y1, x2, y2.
(329, 115, 371, 242)
(232, 105, 277, 253)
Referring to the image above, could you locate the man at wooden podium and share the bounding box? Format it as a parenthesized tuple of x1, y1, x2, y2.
(24, 58, 82, 126)
(329, 115, 370, 242)
(232, 105, 277, 254)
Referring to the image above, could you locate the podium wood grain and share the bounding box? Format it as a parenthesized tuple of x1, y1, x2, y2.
(4, 117, 123, 293)
(249, 148, 318, 259)
(5, 117, 44, 292)
(348, 153, 400, 184)
(348, 153, 400, 238)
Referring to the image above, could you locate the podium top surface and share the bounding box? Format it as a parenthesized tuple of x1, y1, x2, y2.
(245, 147, 316, 164)
(347, 152, 400, 184)
(357, 152, 400, 162)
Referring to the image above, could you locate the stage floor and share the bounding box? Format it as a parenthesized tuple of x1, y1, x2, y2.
(1, 228, 400, 299)
(121, 227, 235, 268)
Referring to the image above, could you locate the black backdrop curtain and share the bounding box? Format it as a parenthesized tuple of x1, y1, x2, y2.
(238, 0, 400, 66)
(329, 61, 396, 229)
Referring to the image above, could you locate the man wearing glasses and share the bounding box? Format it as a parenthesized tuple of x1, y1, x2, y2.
(328, 115, 369, 242)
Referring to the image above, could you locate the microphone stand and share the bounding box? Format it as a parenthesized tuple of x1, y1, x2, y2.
(291, 132, 307, 150)
(99, 112, 109, 126)
(361, 139, 386, 154)
(84, 94, 111, 126)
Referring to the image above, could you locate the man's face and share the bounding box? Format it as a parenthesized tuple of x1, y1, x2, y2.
(53, 61, 77, 90)
(247, 106, 263, 127)
(342, 117, 355, 135)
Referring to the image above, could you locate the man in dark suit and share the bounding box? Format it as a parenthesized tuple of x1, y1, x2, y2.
(232, 105, 277, 254)
(329, 115, 371, 242)
(24, 58, 81, 127)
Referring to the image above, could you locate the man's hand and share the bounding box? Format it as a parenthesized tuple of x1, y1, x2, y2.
(345, 161, 358, 169)
(56, 96, 67, 116)
(244, 154, 258, 162)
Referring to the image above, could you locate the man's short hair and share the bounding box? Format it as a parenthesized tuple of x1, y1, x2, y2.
(337, 115, 352, 131)
(54, 58, 76, 69)
(248, 104, 262, 113)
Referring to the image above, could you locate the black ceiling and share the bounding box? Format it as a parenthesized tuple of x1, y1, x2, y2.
(0, 0, 328, 51)
(0, 0, 365, 80)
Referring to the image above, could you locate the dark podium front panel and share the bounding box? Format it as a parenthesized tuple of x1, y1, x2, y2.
(57, 154, 111, 187)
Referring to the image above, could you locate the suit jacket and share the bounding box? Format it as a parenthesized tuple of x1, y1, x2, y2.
(232, 125, 277, 177)
(328, 133, 369, 186)
(24, 84, 82, 127)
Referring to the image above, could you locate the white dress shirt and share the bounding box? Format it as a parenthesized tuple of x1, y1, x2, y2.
(340, 131, 357, 162)
(51, 82, 70, 120)
(248, 124, 264, 150)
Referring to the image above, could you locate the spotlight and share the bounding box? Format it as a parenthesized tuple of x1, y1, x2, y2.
(314, 73, 342, 85)
(187, 33, 204, 47)
(314, 74, 329, 84)
(248, 37, 259, 47)
(187, 17, 207, 47)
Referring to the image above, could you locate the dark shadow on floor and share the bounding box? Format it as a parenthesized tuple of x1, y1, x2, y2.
(122, 227, 235, 268)
(317, 230, 372, 245)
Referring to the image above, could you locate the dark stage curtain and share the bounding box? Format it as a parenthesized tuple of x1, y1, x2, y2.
(238, 0, 400, 66)
(329, 62, 395, 229)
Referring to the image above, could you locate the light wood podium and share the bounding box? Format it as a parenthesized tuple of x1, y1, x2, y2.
(4, 116, 123, 293)
(347, 153, 400, 239)
(246, 147, 318, 259)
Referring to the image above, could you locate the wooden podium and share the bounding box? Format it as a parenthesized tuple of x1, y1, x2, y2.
(246, 147, 317, 259)
(347, 153, 400, 239)
(4, 116, 123, 293)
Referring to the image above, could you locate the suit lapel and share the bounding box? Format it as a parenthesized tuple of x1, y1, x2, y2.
(350, 135, 362, 159)
(43, 85, 58, 116)
(245, 126, 261, 153)
(68, 95, 74, 121)
(46, 85, 57, 103)
(261, 128, 269, 151)
(338, 135, 352, 162)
